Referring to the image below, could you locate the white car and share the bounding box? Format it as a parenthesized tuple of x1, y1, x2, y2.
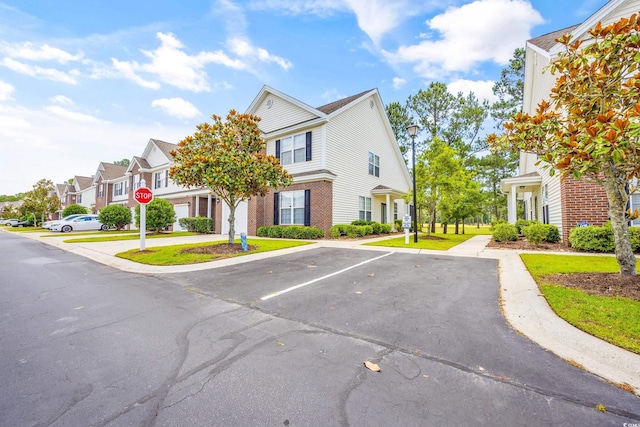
(43, 214, 85, 229)
(50, 215, 109, 232)
(2, 219, 20, 226)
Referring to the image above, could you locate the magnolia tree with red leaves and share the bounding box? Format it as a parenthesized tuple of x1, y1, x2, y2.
(489, 15, 640, 276)
(170, 110, 293, 243)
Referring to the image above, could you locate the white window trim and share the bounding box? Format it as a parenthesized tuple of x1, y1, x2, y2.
(359, 196, 372, 221)
(280, 190, 305, 225)
(368, 152, 380, 177)
(280, 133, 306, 166)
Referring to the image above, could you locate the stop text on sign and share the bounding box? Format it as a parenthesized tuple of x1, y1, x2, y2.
(134, 187, 153, 205)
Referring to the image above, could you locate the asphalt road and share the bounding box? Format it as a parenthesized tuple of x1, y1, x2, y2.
(1, 232, 639, 426)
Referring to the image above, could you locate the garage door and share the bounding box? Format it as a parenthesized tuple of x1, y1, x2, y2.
(221, 200, 248, 235)
(173, 204, 190, 231)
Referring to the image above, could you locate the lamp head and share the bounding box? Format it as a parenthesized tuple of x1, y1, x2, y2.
(407, 123, 419, 138)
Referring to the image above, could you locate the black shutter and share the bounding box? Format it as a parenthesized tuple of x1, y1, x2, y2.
(273, 192, 279, 225)
(275, 140, 281, 159)
(305, 132, 312, 161)
(304, 189, 311, 226)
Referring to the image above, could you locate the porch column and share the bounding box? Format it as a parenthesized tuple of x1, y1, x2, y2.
(385, 194, 391, 225)
(195, 196, 200, 217)
(508, 185, 517, 224)
(207, 194, 212, 218)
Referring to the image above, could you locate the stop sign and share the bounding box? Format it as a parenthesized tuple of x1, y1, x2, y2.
(134, 187, 153, 205)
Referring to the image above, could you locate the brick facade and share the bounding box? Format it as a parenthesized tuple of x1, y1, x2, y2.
(560, 176, 609, 242)
(248, 180, 333, 236)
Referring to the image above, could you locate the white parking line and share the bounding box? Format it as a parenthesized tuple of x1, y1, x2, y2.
(260, 251, 394, 301)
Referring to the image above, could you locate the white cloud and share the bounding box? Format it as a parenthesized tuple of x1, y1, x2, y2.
(320, 89, 347, 103)
(1, 57, 79, 84)
(392, 77, 406, 89)
(44, 105, 101, 123)
(447, 79, 497, 103)
(50, 95, 74, 105)
(0, 42, 83, 63)
(227, 38, 292, 70)
(0, 80, 15, 101)
(152, 98, 201, 120)
(383, 0, 544, 78)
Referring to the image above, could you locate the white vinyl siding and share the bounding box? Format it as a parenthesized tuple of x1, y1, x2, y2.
(254, 97, 318, 134)
(325, 94, 411, 225)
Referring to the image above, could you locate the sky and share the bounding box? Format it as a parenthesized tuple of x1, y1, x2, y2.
(0, 0, 608, 195)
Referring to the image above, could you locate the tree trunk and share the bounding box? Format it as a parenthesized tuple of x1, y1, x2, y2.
(227, 199, 236, 244)
(431, 209, 436, 233)
(443, 223, 447, 234)
(455, 219, 459, 234)
(602, 167, 637, 276)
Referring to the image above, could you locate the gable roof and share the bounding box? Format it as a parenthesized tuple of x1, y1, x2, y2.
(94, 162, 128, 184)
(543, 0, 628, 55)
(316, 89, 374, 115)
(529, 25, 579, 51)
(74, 176, 94, 191)
(151, 139, 177, 161)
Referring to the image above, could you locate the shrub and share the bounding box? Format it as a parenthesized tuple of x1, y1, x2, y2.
(257, 225, 323, 239)
(490, 219, 508, 231)
(135, 198, 176, 233)
(98, 205, 132, 230)
(542, 224, 560, 243)
(515, 219, 533, 235)
(522, 223, 547, 245)
(62, 204, 87, 217)
(568, 224, 615, 252)
(630, 227, 640, 252)
(492, 223, 517, 242)
(351, 219, 370, 226)
(380, 223, 392, 234)
(394, 219, 402, 231)
(370, 222, 382, 234)
(179, 217, 214, 233)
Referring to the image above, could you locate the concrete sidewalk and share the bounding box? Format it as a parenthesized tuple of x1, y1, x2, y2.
(8, 228, 640, 395)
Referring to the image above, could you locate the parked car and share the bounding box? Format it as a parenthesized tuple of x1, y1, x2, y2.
(50, 215, 109, 232)
(12, 220, 34, 227)
(2, 219, 20, 226)
(43, 214, 85, 230)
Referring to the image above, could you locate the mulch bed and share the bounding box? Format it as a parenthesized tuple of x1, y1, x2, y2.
(541, 273, 640, 301)
(181, 243, 257, 255)
(488, 238, 640, 301)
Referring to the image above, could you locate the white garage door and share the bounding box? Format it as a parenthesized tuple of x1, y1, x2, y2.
(173, 204, 190, 231)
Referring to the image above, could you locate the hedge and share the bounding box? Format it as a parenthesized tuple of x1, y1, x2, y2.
(178, 217, 214, 233)
(492, 223, 517, 242)
(569, 223, 640, 252)
(256, 225, 324, 239)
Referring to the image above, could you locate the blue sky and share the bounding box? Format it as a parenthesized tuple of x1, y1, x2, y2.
(0, 0, 607, 195)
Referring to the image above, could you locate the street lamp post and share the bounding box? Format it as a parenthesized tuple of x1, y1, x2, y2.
(407, 123, 420, 243)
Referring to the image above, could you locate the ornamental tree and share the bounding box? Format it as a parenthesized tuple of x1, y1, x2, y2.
(62, 204, 88, 217)
(98, 204, 132, 230)
(19, 179, 61, 224)
(170, 110, 293, 243)
(134, 198, 175, 233)
(489, 15, 640, 276)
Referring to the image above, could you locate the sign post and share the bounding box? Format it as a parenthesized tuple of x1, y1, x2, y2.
(402, 214, 412, 245)
(134, 181, 153, 251)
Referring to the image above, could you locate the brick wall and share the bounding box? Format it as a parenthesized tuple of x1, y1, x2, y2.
(560, 176, 609, 242)
(248, 180, 333, 236)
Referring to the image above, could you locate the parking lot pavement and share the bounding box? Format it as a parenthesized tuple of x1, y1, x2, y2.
(163, 247, 640, 422)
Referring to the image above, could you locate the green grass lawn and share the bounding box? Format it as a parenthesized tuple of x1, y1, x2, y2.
(2, 226, 44, 233)
(520, 254, 640, 354)
(116, 238, 313, 265)
(64, 231, 197, 243)
(365, 224, 491, 250)
(41, 229, 139, 238)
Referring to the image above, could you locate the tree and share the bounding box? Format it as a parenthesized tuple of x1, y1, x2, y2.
(490, 15, 640, 276)
(135, 198, 175, 233)
(62, 204, 88, 217)
(113, 158, 130, 166)
(170, 110, 293, 243)
(98, 205, 132, 230)
(18, 179, 61, 223)
(0, 194, 23, 202)
(471, 151, 518, 221)
(491, 47, 525, 128)
(385, 101, 413, 161)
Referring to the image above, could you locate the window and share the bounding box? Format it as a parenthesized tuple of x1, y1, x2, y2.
(394, 202, 398, 220)
(124, 181, 128, 195)
(630, 193, 640, 226)
(154, 171, 167, 189)
(134, 174, 141, 190)
(276, 132, 311, 165)
(114, 182, 124, 196)
(274, 190, 310, 226)
(359, 196, 371, 221)
(98, 184, 104, 198)
(368, 152, 379, 177)
(77, 194, 82, 204)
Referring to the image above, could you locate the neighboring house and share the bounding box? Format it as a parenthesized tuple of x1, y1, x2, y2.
(53, 183, 69, 219)
(126, 139, 217, 232)
(244, 85, 412, 236)
(93, 162, 129, 211)
(501, 0, 640, 242)
(65, 176, 96, 213)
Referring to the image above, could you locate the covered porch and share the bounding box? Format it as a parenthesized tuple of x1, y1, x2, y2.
(500, 172, 541, 223)
(371, 185, 407, 229)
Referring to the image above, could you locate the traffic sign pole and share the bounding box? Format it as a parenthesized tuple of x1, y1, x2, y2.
(140, 203, 146, 251)
(135, 180, 153, 251)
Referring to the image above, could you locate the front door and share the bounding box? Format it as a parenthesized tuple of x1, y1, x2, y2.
(381, 203, 387, 224)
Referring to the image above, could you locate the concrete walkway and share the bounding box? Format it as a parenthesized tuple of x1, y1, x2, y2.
(8, 229, 640, 395)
